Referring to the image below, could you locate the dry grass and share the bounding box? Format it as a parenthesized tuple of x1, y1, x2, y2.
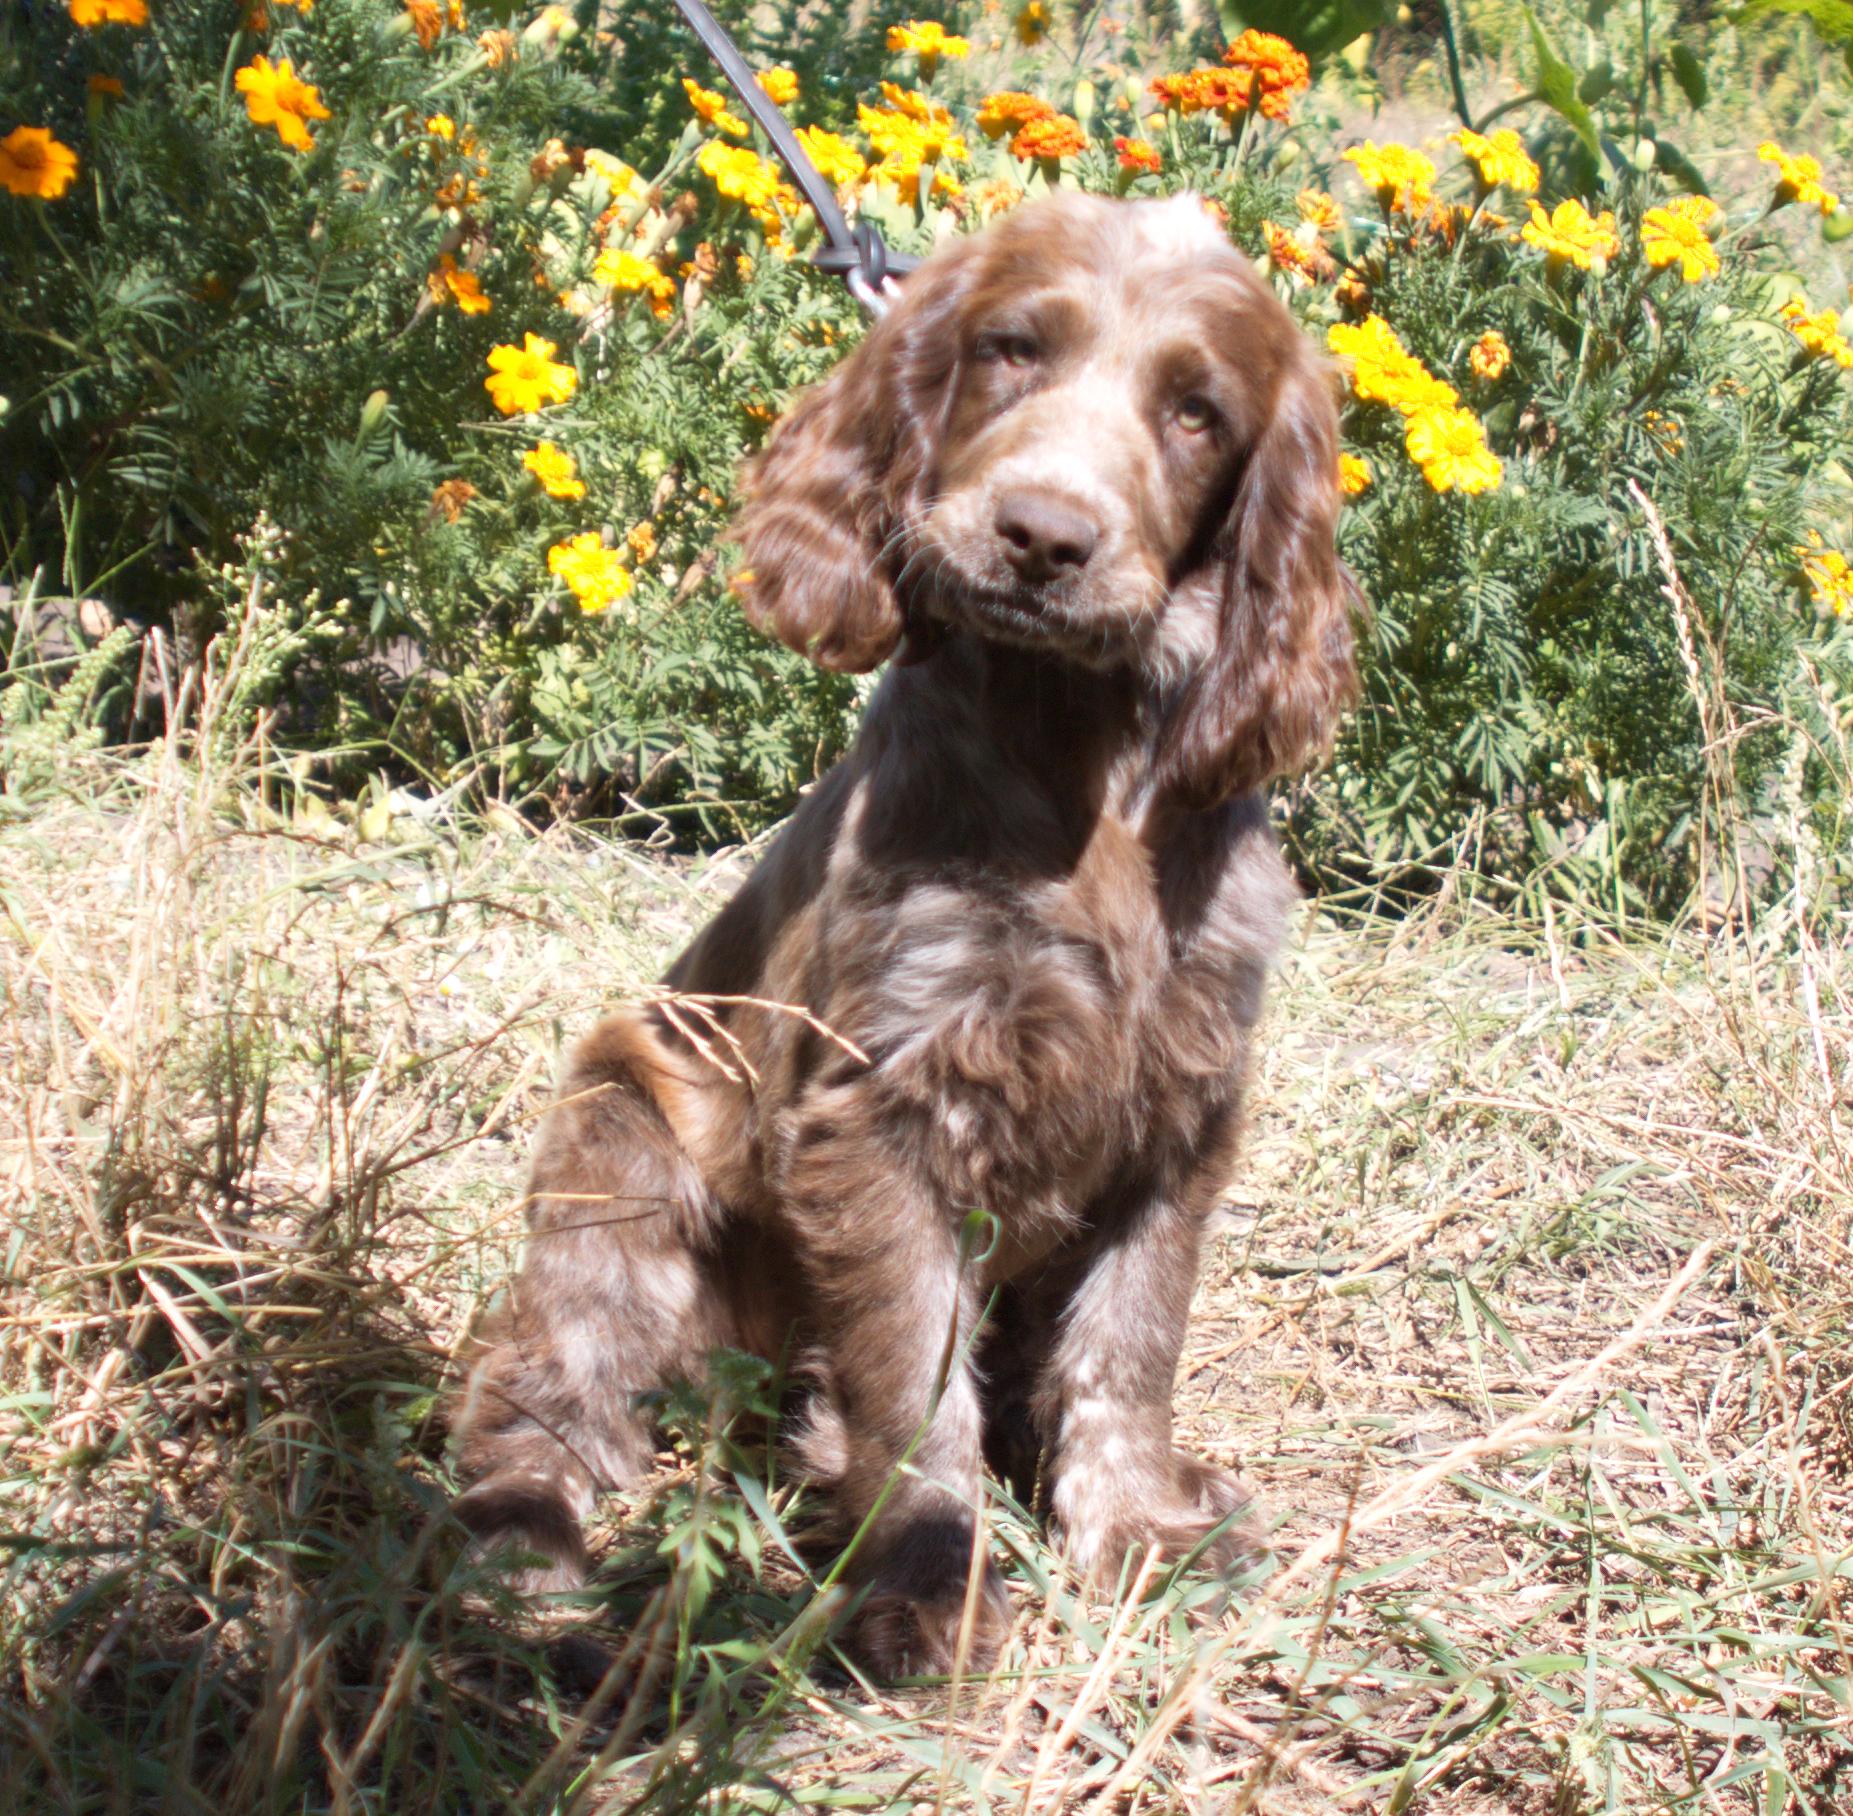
(2, 627, 1851, 1813)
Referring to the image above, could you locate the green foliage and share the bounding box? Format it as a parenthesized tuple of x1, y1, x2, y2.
(1308, 166, 1853, 910)
(2, 0, 1851, 906)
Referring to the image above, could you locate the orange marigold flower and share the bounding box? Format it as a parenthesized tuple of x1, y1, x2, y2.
(427, 252, 492, 314)
(0, 126, 80, 199)
(977, 91, 1054, 141)
(1011, 114, 1086, 161)
(69, 0, 147, 24)
(628, 521, 658, 563)
(1114, 136, 1161, 174)
(87, 74, 126, 98)
(1469, 330, 1510, 380)
(429, 478, 477, 522)
(1261, 220, 1332, 286)
(1222, 29, 1308, 121)
(476, 28, 515, 65)
(405, 0, 443, 48)
(1151, 66, 1253, 121)
(758, 67, 798, 105)
(235, 55, 331, 154)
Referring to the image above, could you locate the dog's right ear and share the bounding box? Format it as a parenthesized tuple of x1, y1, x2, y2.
(730, 239, 979, 673)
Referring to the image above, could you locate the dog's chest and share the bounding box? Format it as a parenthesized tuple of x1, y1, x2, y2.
(858, 812, 1286, 1217)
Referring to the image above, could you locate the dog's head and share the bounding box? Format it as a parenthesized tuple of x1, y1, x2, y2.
(731, 192, 1355, 805)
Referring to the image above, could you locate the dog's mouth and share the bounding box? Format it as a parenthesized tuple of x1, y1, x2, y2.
(901, 549, 1151, 667)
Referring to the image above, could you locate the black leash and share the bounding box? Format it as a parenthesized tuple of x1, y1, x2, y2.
(669, 0, 917, 315)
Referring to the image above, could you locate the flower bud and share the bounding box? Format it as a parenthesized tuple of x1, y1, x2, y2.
(1072, 79, 1095, 127)
(358, 390, 390, 437)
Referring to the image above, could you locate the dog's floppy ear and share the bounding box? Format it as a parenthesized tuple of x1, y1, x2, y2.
(1157, 342, 1357, 808)
(730, 242, 979, 673)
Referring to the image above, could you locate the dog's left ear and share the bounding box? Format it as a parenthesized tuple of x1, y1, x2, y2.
(729, 242, 979, 674)
(1157, 344, 1358, 809)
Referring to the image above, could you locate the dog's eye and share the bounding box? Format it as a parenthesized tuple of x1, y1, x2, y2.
(1174, 395, 1217, 433)
(983, 333, 1039, 369)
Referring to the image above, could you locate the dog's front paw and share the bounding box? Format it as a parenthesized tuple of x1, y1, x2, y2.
(1054, 1449, 1262, 1579)
(852, 1576, 1008, 1679)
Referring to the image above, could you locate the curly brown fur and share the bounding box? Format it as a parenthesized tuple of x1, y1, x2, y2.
(449, 194, 1356, 1679)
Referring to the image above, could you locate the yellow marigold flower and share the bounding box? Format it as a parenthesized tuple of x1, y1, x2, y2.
(428, 252, 492, 314)
(1296, 188, 1340, 233)
(1115, 136, 1161, 174)
(628, 521, 658, 562)
(1343, 141, 1436, 214)
(1450, 126, 1538, 194)
(1758, 140, 1838, 216)
(860, 96, 966, 201)
(1469, 329, 1511, 381)
(1778, 296, 1853, 369)
(1012, 114, 1086, 161)
(523, 440, 585, 500)
(1641, 195, 1720, 283)
(485, 333, 577, 414)
(0, 126, 80, 199)
(1642, 409, 1683, 452)
(1338, 453, 1372, 496)
(684, 78, 748, 139)
(1519, 197, 1618, 271)
(549, 532, 632, 615)
(1799, 534, 1853, 616)
(697, 140, 783, 210)
(877, 81, 953, 124)
(795, 125, 867, 188)
(977, 90, 1054, 140)
(69, 0, 147, 24)
(235, 55, 331, 154)
(1327, 316, 1458, 416)
(426, 113, 456, 140)
(887, 19, 971, 67)
(593, 246, 677, 317)
(758, 67, 799, 105)
(585, 149, 639, 196)
(1406, 405, 1502, 494)
(1015, 1, 1049, 44)
(1223, 30, 1309, 123)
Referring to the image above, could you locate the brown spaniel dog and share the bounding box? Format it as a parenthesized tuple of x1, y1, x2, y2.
(450, 193, 1354, 1676)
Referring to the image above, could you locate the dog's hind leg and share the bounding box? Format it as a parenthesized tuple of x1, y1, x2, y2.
(449, 1013, 728, 1590)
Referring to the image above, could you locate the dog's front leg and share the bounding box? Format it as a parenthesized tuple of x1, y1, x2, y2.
(1038, 1143, 1260, 1580)
(786, 1168, 1008, 1678)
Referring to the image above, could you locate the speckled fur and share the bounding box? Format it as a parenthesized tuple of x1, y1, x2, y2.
(450, 194, 1355, 1677)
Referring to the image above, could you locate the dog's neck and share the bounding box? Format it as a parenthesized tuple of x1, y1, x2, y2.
(879, 630, 1235, 847)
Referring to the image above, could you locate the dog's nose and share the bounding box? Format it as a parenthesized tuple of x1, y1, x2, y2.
(993, 489, 1099, 583)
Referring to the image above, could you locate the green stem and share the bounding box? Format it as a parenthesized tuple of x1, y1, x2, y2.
(1436, 0, 1478, 131)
